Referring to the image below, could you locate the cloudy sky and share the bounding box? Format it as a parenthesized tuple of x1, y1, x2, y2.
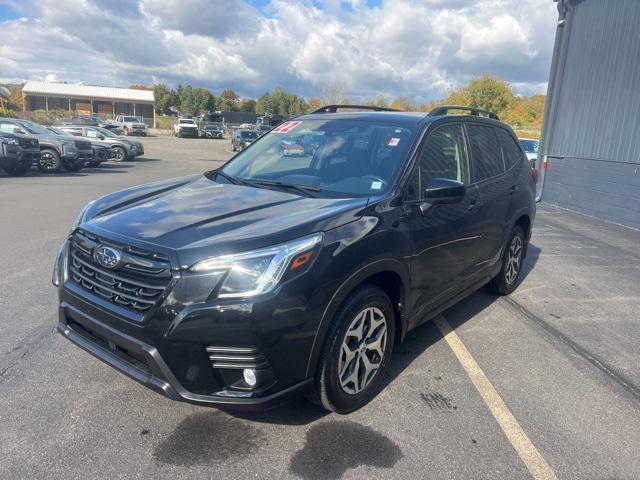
(0, 0, 558, 101)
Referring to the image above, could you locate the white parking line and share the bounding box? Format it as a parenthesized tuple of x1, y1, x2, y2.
(434, 315, 557, 480)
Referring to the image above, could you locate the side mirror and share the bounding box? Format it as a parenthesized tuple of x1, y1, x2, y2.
(15, 128, 26, 135)
(98, 135, 105, 140)
(424, 178, 466, 204)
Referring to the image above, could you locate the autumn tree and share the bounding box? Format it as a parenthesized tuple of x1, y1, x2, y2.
(153, 83, 176, 115)
(219, 89, 240, 111)
(238, 98, 256, 113)
(443, 74, 515, 118)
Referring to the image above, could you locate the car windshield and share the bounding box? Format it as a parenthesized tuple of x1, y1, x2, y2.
(123, 116, 139, 122)
(180, 120, 196, 125)
(95, 127, 119, 138)
(47, 127, 65, 135)
(519, 139, 539, 153)
(239, 131, 259, 139)
(19, 121, 50, 135)
(221, 119, 416, 198)
(204, 125, 219, 130)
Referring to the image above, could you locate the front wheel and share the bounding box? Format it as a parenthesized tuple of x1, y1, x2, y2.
(312, 284, 395, 413)
(486, 225, 525, 295)
(37, 149, 62, 173)
(112, 146, 126, 162)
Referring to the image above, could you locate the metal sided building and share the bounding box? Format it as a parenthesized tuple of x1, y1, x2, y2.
(21, 81, 156, 126)
(539, 0, 640, 229)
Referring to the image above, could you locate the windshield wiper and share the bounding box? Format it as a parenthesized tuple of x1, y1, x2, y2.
(242, 178, 321, 197)
(216, 169, 242, 185)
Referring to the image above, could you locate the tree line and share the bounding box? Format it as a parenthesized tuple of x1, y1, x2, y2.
(140, 75, 546, 129)
(1, 75, 544, 131)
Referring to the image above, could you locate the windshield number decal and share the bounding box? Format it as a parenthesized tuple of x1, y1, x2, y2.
(273, 121, 301, 133)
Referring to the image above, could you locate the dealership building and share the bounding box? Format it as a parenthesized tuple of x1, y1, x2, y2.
(538, 0, 640, 229)
(21, 81, 156, 126)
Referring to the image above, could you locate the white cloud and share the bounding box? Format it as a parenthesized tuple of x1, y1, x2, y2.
(0, 0, 558, 100)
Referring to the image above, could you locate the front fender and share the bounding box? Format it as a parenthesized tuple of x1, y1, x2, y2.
(304, 257, 410, 377)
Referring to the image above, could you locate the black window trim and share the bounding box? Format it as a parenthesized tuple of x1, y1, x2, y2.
(464, 122, 510, 185)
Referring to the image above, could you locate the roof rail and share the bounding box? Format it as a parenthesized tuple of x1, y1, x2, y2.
(311, 104, 400, 114)
(428, 105, 499, 120)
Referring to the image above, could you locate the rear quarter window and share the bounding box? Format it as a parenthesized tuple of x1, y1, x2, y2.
(495, 128, 525, 169)
(466, 124, 505, 182)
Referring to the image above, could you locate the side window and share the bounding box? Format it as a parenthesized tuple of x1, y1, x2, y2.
(0, 121, 18, 133)
(495, 128, 525, 169)
(466, 124, 504, 181)
(418, 124, 469, 192)
(85, 128, 99, 138)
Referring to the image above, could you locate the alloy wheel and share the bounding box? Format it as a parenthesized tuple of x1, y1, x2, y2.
(505, 235, 523, 285)
(338, 306, 388, 395)
(40, 152, 57, 170)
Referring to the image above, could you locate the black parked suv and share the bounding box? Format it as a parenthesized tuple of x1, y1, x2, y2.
(53, 105, 536, 413)
(0, 118, 91, 173)
(0, 130, 39, 175)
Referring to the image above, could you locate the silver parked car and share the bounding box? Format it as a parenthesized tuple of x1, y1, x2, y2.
(58, 125, 144, 162)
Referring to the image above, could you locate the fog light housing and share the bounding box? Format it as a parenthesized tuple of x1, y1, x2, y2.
(243, 368, 257, 387)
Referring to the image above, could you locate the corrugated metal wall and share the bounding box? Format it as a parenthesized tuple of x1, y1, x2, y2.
(542, 0, 640, 229)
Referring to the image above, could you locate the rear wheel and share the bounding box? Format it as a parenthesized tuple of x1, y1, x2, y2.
(37, 149, 62, 173)
(312, 284, 395, 413)
(486, 225, 525, 295)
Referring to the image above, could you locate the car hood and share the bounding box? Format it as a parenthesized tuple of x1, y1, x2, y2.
(82, 174, 368, 268)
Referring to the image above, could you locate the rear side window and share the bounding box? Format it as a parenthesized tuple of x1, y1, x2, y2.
(495, 128, 525, 169)
(467, 124, 504, 181)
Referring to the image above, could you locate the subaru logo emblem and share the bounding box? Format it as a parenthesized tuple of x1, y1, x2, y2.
(94, 245, 121, 269)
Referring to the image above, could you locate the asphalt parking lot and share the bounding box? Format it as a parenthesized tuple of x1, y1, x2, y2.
(1, 136, 639, 479)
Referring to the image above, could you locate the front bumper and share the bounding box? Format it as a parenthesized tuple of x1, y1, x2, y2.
(1, 144, 39, 170)
(57, 299, 312, 410)
(179, 128, 199, 137)
(62, 149, 93, 167)
(53, 233, 327, 410)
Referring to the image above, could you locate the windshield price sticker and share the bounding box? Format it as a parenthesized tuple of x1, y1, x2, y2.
(273, 121, 302, 133)
(388, 137, 400, 147)
(371, 181, 382, 190)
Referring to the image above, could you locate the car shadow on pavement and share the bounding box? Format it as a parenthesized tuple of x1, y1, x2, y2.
(130, 157, 161, 162)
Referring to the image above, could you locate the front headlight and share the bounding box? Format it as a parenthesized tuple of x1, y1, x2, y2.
(190, 233, 323, 298)
(2, 137, 19, 145)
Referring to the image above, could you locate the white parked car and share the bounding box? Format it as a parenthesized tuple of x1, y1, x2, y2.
(519, 138, 539, 166)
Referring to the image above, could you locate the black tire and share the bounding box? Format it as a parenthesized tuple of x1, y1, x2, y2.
(112, 146, 126, 162)
(3, 163, 31, 176)
(486, 225, 525, 295)
(312, 284, 395, 413)
(64, 161, 84, 173)
(37, 149, 62, 173)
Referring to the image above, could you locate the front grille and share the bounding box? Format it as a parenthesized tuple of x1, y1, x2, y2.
(19, 137, 39, 149)
(69, 229, 172, 313)
(75, 139, 92, 150)
(205, 346, 269, 369)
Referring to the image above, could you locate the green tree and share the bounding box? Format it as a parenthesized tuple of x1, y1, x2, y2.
(444, 74, 514, 117)
(153, 83, 176, 115)
(238, 98, 256, 113)
(219, 89, 239, 111)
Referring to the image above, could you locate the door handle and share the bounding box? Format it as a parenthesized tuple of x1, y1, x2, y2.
(468, 199, 481, 211)
(510, 185, 518, 194)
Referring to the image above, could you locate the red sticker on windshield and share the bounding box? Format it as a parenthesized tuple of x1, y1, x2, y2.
(272, 121, 301, 133)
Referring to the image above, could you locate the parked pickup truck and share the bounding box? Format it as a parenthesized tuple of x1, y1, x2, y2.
(0, 131, 39, 176)
(173, 118, 199, 138)
(115, 115, 147, 136)
(0, 118, 91, 173)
